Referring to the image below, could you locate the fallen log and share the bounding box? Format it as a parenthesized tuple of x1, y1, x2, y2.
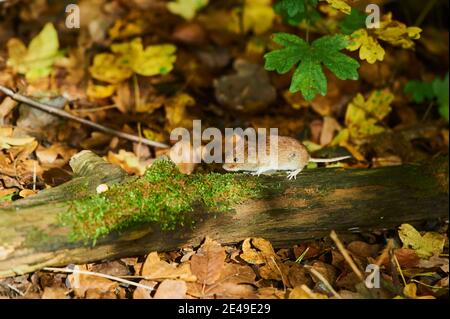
(0, 151, 448, 278)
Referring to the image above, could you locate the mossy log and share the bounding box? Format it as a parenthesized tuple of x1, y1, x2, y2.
(0, 151, 448, 278)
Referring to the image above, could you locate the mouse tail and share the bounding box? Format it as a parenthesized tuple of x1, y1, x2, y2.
(309, 156, 351, 163)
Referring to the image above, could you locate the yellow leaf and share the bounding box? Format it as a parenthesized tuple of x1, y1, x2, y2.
(344, 90, 393, 140)
(399, 224, 445, 259)
(7, 23, 61, 81)
(107, 150, 150, 176)
(89, 38, 177, 84)
(0, 136, 35, 150)
(86, 82, 117, 99)
(0, 128, 35, 150)
(136, 44, 177, 76)
(89, 53, 134, 84)
(165, 93, 196, 130)
(375, 13, 422, 49)
(321, 0, 351, 15)
(347, 29, 385, 64)
(167, 0, 209, 20)
(243, 0, 275, 35)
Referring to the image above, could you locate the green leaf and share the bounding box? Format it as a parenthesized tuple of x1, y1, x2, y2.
(404, 80, 435, 103)
(264, 33, 308, 73)
(274, 0, 305, 17)
(404, 72, 449, 122)
(339, 8, 367, 35)
(312, 35, 359, 80)
(290, 55, 327, 100)
(433, 73, 449, 122)
(274, 0, 319, 26)
(264, 34, 360, 101)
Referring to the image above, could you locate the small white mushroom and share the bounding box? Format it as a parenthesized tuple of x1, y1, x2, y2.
(96, 183, 109, 194)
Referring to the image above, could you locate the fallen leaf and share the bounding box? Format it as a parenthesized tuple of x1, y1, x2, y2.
(133, 280, 157, 299)
(68, 265, 119, 299)
(289, 285, 328, 299)
(7, 23, 62, 81)
(191, 237, 226, 285)
(41, 287, 67, 299)
(167, 0, 209, 20)
(107, 150, 151, 176)
(154, 279, 187, 299)
(240, 237, 277, 265)
(141, 252, 197, 282)
(398, 224, 445, 258)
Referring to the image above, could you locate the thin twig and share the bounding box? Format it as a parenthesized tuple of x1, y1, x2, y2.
(304, 265, 342, 299)
(330, 230, 364, 281)
(7, 284, 24, 296)
(0, 85, 169, 149)
(43, 267, 155, 291)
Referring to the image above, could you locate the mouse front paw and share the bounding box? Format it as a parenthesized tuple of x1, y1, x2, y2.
(287, 169, 302, 180)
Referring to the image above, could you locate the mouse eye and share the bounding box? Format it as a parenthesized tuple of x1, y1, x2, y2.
(233, 157, 240, 163)
(288, 152, 297, 159)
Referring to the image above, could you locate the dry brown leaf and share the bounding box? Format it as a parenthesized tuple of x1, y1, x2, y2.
(133, 280, 157, 299)
(68, 265, 119, 299)
(310, 261, 337, 285)
(141, 252, 197, 282)
(191, 237, 226, 285)
(36, 143, 77, 167)
(286, 262, 313, 288)
(393, 248, 420, 268)
(154, 280, 187, 299)
(187, 262, 256, 299)
(347, 241, 381, 258)
(107, 150, 152, 176)
(241, 238, 289, 285)
(417, 254, 449, 270)
(41, 287, 67, 299)
(320, 116, 342, 146)
(240, 237, 276, 265)
(257, 287, 286, 299)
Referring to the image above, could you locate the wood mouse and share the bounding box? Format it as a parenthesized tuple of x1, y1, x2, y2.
(222, 136, 351, 180)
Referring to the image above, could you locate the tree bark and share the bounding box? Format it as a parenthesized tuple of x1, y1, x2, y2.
(0, 151, 448, 278)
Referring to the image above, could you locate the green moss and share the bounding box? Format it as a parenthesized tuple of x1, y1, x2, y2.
(59, 160, 263, 244)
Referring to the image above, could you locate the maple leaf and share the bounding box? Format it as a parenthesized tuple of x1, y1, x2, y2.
(374, 13, 422, 49)
(433, 73, 449, 122)
(404, 73, 449, 122)
(264, 33, 359, 101)
(333, 89, 394, 143)
(404, 80, 435, 104)
(347, 29, 385, 64)
(89, 38, 176, 84)
(167, 0, 209, 20)
(6, 23, 63, 81)
(399, 224, 445, 259)
(347, 13, 422, 64)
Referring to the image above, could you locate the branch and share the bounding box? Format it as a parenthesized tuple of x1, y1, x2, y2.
(0, 85, 169, 149)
